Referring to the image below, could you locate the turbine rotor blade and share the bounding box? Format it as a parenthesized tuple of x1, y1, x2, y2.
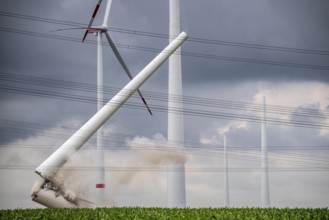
(102, 0, 113, 27)
(104, 32, 133, 78)
(50, 27, 85, 32)
(104, 31, 153, 115)
(82, 0, 104, 42)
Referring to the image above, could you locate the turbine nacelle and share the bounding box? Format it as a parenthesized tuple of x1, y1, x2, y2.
(86, 25, 109, 34)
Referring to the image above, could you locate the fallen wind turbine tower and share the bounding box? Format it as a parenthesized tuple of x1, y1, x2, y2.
(167, 0, 186, 208)
(31, 31, 188, 208)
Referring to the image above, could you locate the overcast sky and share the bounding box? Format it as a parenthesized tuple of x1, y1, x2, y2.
(0, 0, 328, 209)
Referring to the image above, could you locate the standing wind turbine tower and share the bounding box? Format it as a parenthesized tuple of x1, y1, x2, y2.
(261, 96, 270, 207)
(167, 0, 186, 208)
(81, 0, 152, 204)
(223, 135, 230, 207)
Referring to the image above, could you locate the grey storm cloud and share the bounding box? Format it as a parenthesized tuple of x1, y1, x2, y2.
(0, 0, 328, 88)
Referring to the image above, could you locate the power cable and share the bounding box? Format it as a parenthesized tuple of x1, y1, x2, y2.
(1, 11, 329, 56)
(1, 72, 328, 119)
(1, 27, 329, 71)
(0, 164, 327, 172)
(1, 119, 328, 168)
(1, 83, 328, 130)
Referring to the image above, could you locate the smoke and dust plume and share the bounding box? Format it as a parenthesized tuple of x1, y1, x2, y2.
(31, 132, 187, 207)
(114, 133, 187, 186)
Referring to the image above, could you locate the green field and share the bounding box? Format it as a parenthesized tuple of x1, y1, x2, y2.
(0, 208, 328, 220)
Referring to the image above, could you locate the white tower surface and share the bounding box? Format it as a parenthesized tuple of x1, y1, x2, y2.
(96, 32, 105, 204)
(223, 135, 230, 207)
(167, 0, 186, 208)
(95, 0, 113, 204)
(261, 96, 270, 207)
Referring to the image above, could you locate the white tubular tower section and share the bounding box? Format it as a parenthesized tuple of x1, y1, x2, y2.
(167, 0, 186, 208)
(223, 135, 230, 207)
(35, 32, 188, 182)
(261, 96, 270, 207)
(96, 32, 105, 203)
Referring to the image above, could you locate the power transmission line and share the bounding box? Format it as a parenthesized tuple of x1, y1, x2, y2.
(0, 164, 327, 172)
(1, 11, 329, 56)
(1, 72, 328, 130)
(1, 27, 329, 71)
(1, 71, 328, 119)
(1, 118, 328, 168)
(1, 83, 328, 130)
(2, 115, 328, 169)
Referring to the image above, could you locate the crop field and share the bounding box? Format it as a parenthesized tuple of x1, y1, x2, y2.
(0, 208, 328, 220)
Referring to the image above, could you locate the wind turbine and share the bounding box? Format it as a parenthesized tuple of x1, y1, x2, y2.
(82, 0, 153, 115)
(261, 96, 270, 207)
(223, 135, 230, 207)
(81, 0, 152, 204)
